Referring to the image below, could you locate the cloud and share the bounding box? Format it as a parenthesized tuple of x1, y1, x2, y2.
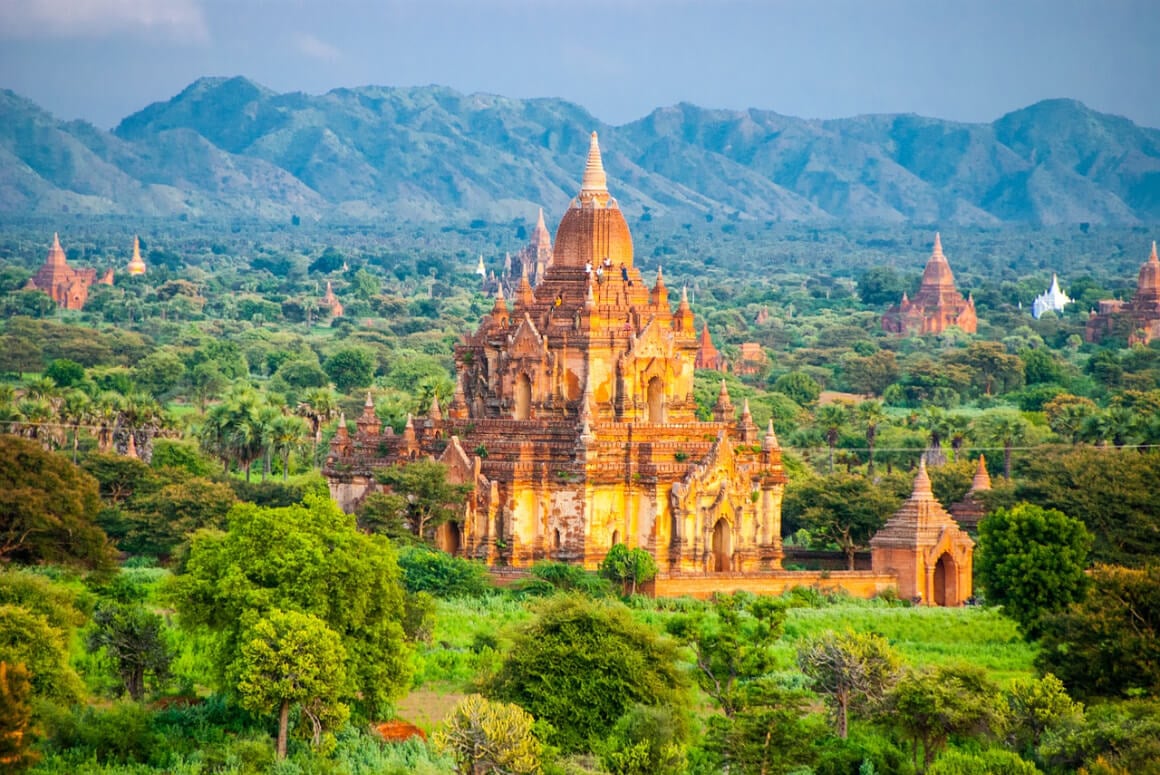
(293, 32, 340, 62)
(0, 0, 209, 42)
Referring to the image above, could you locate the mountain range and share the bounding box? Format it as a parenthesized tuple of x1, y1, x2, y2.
(2, 76, 1159, 225)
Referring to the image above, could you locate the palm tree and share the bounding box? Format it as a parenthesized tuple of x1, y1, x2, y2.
(269, 414, 308, 481)
(856, 400, 888, 476)
(972, 410, 1030, 479)
(59, 389, 92, 463)
(815, 403, 848, 474)
(918, 407, 956, 467)
(255, 404, 282, 482)
(16, 398, 54, 446)
(296, 388, 337, 469)
(92, 392, 123, 453)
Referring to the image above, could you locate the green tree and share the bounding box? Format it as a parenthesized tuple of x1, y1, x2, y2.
(372, 460, 473, 542)
(843, 350, 901, 397)
(1004, 673, 1083, 757)
(0, 436, 112, 569)
(0, 605, 84, 703)
(976, 503, 1091, 634)
(886, 663, 1006, 773)
(44, 358, 85, 388)
(665, 593, 784, 718)
(815, 403, 849, 474)
(772, 371, 822, 407)
(926, 749, 1041, 775)
(798, 629, 901, 738)
(856, 400, 889, 475)
(434, 693, 543, 775)
(1013, 448, 1160, 566)
(487, 595, 690, 752)
(324, 348, 375, 393)
(857, 266, 908, 307)
(600, 543, 659, 596)
(86, 602, 172, 701)
(972, 409, 1029, 479)
(782, 473, 904, 569)
(235, 609, 349, 759)
(1036, 564, 1160, 700)
(949, 341, 1024, 397)
(171, 495, 412, 716)
(122, 477, 237, 557)
(598, 703, 688, 775)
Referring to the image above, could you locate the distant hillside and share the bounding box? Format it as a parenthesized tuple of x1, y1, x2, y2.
(2, 77, 1159, 224)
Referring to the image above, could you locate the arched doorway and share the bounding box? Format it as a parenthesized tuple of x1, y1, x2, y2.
(514, 373, 532, 420)
(712, 518, 732, 572)
(646, 377, 665, 423)
(611, 529, 620, 547)
(933, 553, 954, 606)
(437, 521, 462, 556)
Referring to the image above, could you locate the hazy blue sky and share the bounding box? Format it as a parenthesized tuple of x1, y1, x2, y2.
(1, 0, 1158, 130)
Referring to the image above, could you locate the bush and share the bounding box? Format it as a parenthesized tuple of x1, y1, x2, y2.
(926, 748, 1041, 775)
(396, 546, 492, 598)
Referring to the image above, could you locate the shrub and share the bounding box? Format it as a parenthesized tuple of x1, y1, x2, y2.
(396, 546, 492, 598)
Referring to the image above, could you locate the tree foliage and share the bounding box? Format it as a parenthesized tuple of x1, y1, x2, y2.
(371, 460, 473, 542)
(487, 595, 690, 753)
(665, 593, 784, 718)
(234, 609, 349, 759)
(976, 503, 1092, 634)
(1035, 564, 1160, 701)
(0, 661, 38, 772)
(599, 543, 658, 596)
(886, 663, 1006, 773)
(86, 602, 173, 701)
(171, 495, 412, 716)
(798, 629, 901, 738)
(0, 436, 112, 569)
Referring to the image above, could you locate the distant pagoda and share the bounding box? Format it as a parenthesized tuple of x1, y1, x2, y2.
(1031, 274, 1071, 319)
(126, 236, 147, 276)
(1085, 241, 1160, 344)
(882, 233, 977, 336)
(24, 234, 99, 310)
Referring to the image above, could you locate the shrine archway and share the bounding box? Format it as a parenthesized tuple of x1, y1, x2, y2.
(712, 518, 732, 572)
(646, 376, 665, 423)
(437, 521, 462, 556)
(514, 373, 532, 420)
(933, 552, 958, 606)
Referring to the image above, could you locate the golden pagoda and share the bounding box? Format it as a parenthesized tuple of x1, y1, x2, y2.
(326, 132, 787, 574)
(127, 236, 147, 276)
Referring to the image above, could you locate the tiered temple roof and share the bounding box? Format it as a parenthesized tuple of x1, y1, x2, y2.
(882, 233, 977, 335)
(24, 233, 99, 310)
(870, 460, 974, 605)
(949, 455, 992, 531)
(127, 236, 147, 276)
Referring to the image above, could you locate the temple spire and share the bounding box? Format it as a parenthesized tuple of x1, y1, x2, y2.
(48, 233, 67, 265)
(127, 235, 147, 275)
(911, 458, 933, 499)
(971, 455, 992, 491)
(579, 131, 609, 204)
(429, 393, 443, 422)
(1151, 240, 1159, 264)
(762, 418, 780, 451)
(933, 232, 943, 256)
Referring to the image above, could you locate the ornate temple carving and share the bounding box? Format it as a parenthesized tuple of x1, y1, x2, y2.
(882, 233, 977, 335)
(326, 132, 787, 574)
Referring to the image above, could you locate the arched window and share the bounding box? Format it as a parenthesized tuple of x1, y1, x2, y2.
(646, 376, 665, 423)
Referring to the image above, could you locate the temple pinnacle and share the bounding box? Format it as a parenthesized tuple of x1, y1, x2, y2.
(1151, 240, 1158, 263)
(933, 232, 943, 256)
(580, 131, 608, 197)
(912, 458, 933, 499)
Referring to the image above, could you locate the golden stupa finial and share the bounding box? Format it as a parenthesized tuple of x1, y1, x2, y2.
(127, 235, 147, 275)
(579, 131, 609, 203)
(933, 232, 943, 256)
(1151, 240, 1158, 263)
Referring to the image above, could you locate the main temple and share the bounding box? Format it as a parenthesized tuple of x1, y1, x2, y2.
(326, 133, 787, 574)
(882, 234, 977, 335)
